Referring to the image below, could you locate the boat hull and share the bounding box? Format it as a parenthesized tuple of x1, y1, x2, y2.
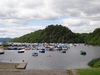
(18, 51, 24, 53)
(80, 52, 86, 55)
(0, 52, 4, 54)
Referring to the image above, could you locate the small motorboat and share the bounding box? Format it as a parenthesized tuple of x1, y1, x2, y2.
(0, 50, 4, 54)
(39, 49, 45, 53)
(61, 50, 66, 53)
(45, 46, 50, 50)
(18, 49, 25, 53)
(62, 45, 68, 50)
(25, 47, 30, 50)
(32, 52, 38, 56)
(54, 46, 58, 50)
(8, 47, 17, 50)
(80, 50, 86, 55)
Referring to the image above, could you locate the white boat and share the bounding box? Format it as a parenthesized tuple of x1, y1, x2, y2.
(18, 49, 25, 53)
(0, 50, 4, 54)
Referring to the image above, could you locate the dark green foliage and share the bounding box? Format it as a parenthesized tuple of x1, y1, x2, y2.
(86, 28, 100, 45)
(88, 58, 100, 68)
(10, 25, 80, 43)
(78, 69, 100, 75)
(10, 25, 100, 45)
(10, 30, 44, 43)
(93, 28, 100, 35)
(43, 25, 75, 43)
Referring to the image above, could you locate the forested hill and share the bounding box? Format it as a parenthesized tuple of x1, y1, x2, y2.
(10, 25, 100, 45)
(86, 28, 100, 45)
(10, 25, 84, 43)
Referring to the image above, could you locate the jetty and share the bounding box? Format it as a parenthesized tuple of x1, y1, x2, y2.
(16, 62, 27, 69)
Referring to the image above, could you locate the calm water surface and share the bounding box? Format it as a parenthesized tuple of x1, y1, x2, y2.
(0, 44, 100, 70)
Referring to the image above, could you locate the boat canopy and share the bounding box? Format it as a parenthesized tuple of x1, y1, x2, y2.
(39, 49, 45, 51)
(62, 45, 68, 48)
(80, 50, 85, 53)
(54, 46, 58, 48)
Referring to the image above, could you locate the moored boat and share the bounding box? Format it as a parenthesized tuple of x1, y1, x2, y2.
(54, 45, 62, 50)
(8, 47, 17, 50)
(0, 50, 4, 54)
(62, 45, 68, 50)
(25, 47, 30, 50)
(45, 46, 50, 50)
(32, 52, 38, 56)
(61, 50, 66, 53)
(54, 46, 58, 50)
(18, 49, 25, 53)
(39, 49, 45, 53)
(80, 50, 86, 55)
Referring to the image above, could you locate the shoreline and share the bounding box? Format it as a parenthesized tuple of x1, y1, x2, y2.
(0, 62, 68, 75)
(0, 62, 19, 69)
(0, 62, 100, 75)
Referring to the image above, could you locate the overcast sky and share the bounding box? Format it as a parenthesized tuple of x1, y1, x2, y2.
(0, 0, 100, 38)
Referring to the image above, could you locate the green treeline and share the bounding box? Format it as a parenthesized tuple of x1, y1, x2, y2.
(10, 25, 100, 45)
(85, 28, 100, 45)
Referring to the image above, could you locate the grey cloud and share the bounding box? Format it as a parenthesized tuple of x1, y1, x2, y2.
(0, 0, 100, 35)
(0, 25, 45, 38)
(0, 0, 99, 25)
(52, 0, 100, 18)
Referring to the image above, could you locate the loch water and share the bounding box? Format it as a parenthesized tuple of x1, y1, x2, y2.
(0, 44, 100, 70)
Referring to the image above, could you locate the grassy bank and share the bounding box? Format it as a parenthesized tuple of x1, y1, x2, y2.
(0, 47, 8, 50)
(88, 58, 100, 68)
(78, 69, 100, 75)
(66, 70, 71, 75)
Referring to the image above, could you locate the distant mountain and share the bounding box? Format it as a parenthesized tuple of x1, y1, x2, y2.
(0, 38, 12, 42)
